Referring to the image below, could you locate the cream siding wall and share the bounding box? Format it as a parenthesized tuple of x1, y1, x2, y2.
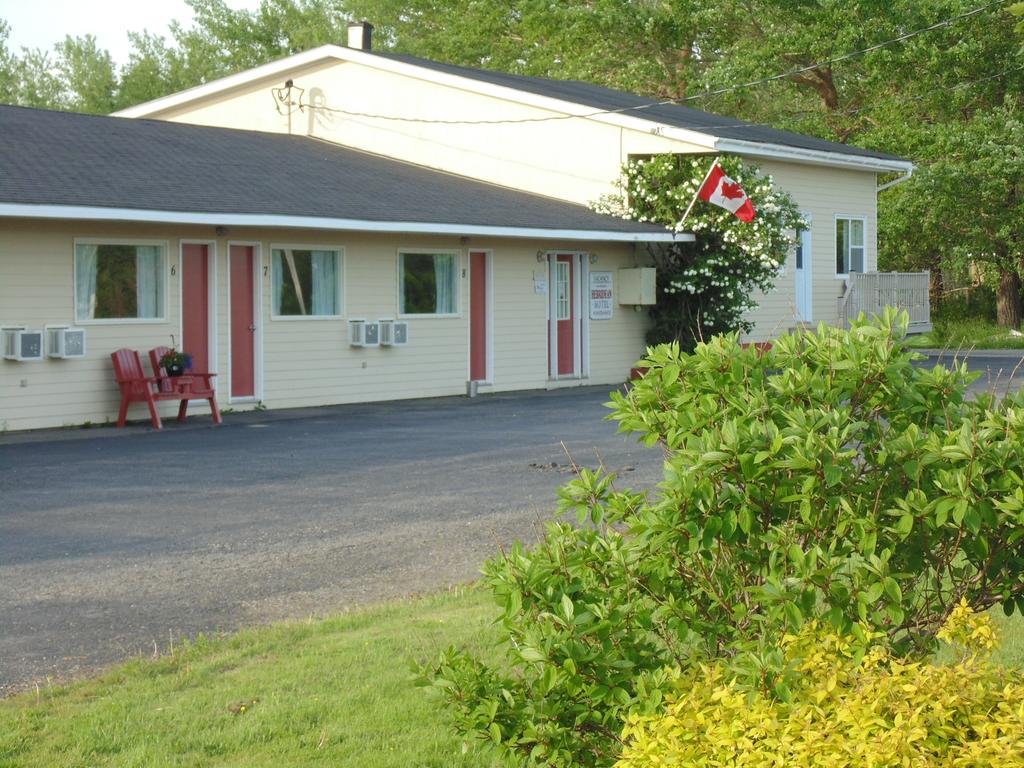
(150, 58, 706, 206)
(739, 160, 879, 342)
(1, 220, 648, 432)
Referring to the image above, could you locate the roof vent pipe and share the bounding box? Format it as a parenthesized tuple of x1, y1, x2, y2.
(347, 21, 373, 50)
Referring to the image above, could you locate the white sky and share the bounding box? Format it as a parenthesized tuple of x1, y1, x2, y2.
(1, 0, 263, 65)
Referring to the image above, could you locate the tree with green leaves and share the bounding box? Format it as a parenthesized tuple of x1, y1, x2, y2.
(0, 20, 16, 105)
(344, 0, 706, 98)
(55, 35, 118, 114)
(1, 0, 352, 113)
(881, 102, 1024, 328)
(593, 154, 803, 347)
(690, 1, 1024, 321)
(9, 48, 66, 109)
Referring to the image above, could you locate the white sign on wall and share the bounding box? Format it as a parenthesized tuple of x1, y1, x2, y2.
(589, 271, 614, 320)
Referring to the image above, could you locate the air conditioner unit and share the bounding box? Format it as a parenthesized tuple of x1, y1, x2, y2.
(2, 327, 44, 361)
(348, 319, 380, 348)
(379, 320, 409, 347)
(47, 326, 87, 359)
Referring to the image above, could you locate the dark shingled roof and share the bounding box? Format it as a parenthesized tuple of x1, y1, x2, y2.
(371, 51, 907, 164)
(0, 104, 672, 237)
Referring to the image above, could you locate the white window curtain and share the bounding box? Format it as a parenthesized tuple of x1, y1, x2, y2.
(272, 251, 285, 315)
(849, 220, 865, 273)
(311, 250, 337, 315)
(75, 244, 99, 320)
(398, 256, 409, 314)
(434, 254, 455, 314)
(837, 219, 866, 275)
(135, 245, 163, 318)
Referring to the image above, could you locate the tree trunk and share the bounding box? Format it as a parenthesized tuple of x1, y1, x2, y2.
(929, 268, 944, 305)
(995, 268, 1023, 328)
(926, 253, 944, 304)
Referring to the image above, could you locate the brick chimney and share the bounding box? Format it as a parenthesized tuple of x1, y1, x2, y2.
(347, 21, 373, 51)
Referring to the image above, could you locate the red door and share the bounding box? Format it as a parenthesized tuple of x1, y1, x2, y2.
(181, 244, 209, 374)
(230, 245, 256, 398)
(555, 254, 575, 376)
(470, 251, 488, 381)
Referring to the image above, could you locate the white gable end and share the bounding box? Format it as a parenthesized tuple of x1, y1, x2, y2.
(116, 46, 721, 205)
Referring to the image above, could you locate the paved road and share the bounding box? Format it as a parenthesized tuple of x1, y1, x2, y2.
(915, 350, 1024, 396)
(1, 350, 1020, 697)
(0, 386, 663, 695)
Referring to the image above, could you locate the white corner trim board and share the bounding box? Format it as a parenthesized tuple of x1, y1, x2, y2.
(0, 203, 687, 243)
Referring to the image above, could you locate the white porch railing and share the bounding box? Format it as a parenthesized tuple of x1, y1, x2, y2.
(837, 272, 932, 333)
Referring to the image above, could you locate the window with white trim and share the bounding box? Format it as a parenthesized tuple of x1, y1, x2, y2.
(271, 248, 341, 317)
(75, 242, 166, 321)
(836, 217, 865, 275)
(555, 261, 571, 320)
(399, 252, 458, 315)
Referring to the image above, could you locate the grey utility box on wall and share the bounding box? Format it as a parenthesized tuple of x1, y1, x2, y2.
(617, 268, 657, 305)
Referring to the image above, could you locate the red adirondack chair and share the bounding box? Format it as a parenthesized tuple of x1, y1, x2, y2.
(109, 348, 221, 429)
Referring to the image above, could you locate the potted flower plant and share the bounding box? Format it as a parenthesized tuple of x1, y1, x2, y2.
(158, 348, 193, 377)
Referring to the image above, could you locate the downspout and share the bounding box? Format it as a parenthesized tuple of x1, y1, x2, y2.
(877, 166, 914, 192)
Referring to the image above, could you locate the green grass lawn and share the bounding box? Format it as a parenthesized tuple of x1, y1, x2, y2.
(905, 318, 1024, 350)
(2, 587, 1023, 768)
(0, 587, 507, 768)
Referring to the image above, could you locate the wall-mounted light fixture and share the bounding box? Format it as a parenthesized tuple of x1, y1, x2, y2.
(536, 251, 546, 262)
(589, 253, 599, 264)
(215, 226, 229, 237)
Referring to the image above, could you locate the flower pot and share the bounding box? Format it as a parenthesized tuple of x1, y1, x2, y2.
(166, 362, 185, 377)
(630, 366, 649, 380)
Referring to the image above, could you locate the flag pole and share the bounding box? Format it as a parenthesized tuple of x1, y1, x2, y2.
(677, 156, 719, 230)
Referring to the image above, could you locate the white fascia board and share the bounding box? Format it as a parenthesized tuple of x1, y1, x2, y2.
(334, 49, 719, 149)
(714, 138, 914, 173)
(113, 44, 908, 174)
(0, 203, 687, 243)
(112, 45, 347, 117)
(113, 44, 719, 149)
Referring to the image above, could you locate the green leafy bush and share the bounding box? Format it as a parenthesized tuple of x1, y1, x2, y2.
(616, 603, 1024, 768)
(420, 311, 1024, 767)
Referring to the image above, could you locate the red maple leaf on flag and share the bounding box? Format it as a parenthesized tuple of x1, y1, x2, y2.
(695, 162, 757, 221)
(720, 180, 746, 200)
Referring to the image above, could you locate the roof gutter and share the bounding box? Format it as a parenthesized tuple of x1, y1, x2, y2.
(714, 137, 913, 174)
(0, 203, 687, 243)
(876, 166, 914, 192)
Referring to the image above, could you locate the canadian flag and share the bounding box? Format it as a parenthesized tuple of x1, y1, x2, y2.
(697, 162, 756, 222)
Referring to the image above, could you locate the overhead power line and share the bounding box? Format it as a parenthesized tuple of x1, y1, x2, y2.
(688, 0, 1010, 104)
(275, 0, 1011, 128)
(784, 64, 1024, 120)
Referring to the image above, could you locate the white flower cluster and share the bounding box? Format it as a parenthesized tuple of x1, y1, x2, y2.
(591, 155, 802, 334)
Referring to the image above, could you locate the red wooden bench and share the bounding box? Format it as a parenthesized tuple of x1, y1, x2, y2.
(149, 345, 222, 427)
(109, 348, 222, 429)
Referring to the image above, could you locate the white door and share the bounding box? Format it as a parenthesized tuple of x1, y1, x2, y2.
(795, 225, 812, 321)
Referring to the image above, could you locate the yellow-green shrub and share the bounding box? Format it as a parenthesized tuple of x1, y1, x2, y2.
(616, 602, 1024, 767)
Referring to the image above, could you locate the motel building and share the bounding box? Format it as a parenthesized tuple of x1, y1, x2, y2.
(0, 24, 924, 432)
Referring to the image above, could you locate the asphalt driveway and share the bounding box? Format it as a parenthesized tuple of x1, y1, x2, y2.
(1, 349, 1021, 696)
(0, 386, 664, 695)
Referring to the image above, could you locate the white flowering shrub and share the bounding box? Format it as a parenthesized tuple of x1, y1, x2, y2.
(593, 154, 804, 347)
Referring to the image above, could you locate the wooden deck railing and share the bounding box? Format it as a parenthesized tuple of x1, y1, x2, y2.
(838, 272, 932, 333)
